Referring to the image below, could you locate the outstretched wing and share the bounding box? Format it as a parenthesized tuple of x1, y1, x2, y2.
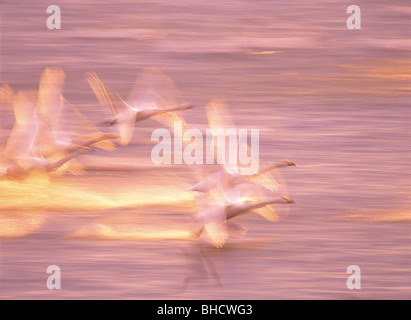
(127, 68, 191, 136)
(238, 168, 288, 222)
(205, 99, 238, 175)
(37, 67, 65, 133)
(36, 67, 67, 157)
(85, 71, 132, 117)
(198, 204, 228, 248)
(63, 98, 117, 151)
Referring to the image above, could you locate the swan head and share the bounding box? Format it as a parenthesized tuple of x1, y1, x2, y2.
(175, 103, 194, 111)
(78, 146, 95, 154)
(188, 185, 199, 192)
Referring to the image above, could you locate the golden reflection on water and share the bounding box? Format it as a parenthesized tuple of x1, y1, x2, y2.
(0, 213, 45, 238)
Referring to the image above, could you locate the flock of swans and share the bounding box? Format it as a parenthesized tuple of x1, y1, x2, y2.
(0, 67, 296, 249)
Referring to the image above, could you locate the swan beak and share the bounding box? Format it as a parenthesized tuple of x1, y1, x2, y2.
(283, 196, 295, 203)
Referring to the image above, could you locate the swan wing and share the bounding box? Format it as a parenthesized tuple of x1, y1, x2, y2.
(127, 68, 190, 134)
(205, 99, 238, 175)
(199, 204, 228, 248)
(85, 71, 133, 117)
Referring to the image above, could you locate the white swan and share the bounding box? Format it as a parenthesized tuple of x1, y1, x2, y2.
(189, 100, 295, 247)
(196, 195, 294, 248)
(189, 159, 296, 193)
(189, 99, 295, 196)
(36, 67, 119, 159)
(86, 68, 193, 146)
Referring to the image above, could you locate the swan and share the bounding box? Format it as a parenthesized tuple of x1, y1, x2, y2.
(36, 67, 119, 159)
(189, 159, 296, 193)
(188, 100, 295, 248)
(189, 98, 295, 195)
(85, 68, 193, 146)
(196, 196, 294, 248)
(1, 147, 92, 179)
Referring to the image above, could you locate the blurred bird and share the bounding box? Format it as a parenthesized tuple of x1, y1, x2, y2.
(86, 68, 193, 146)
(190, 99, 295, 203)
(0, 90, 93, 180)
(195, 191, 294, 248)
(36, 68, 119, 158)
(189, 159, 296, 194)
(188, 100, 296, 247)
